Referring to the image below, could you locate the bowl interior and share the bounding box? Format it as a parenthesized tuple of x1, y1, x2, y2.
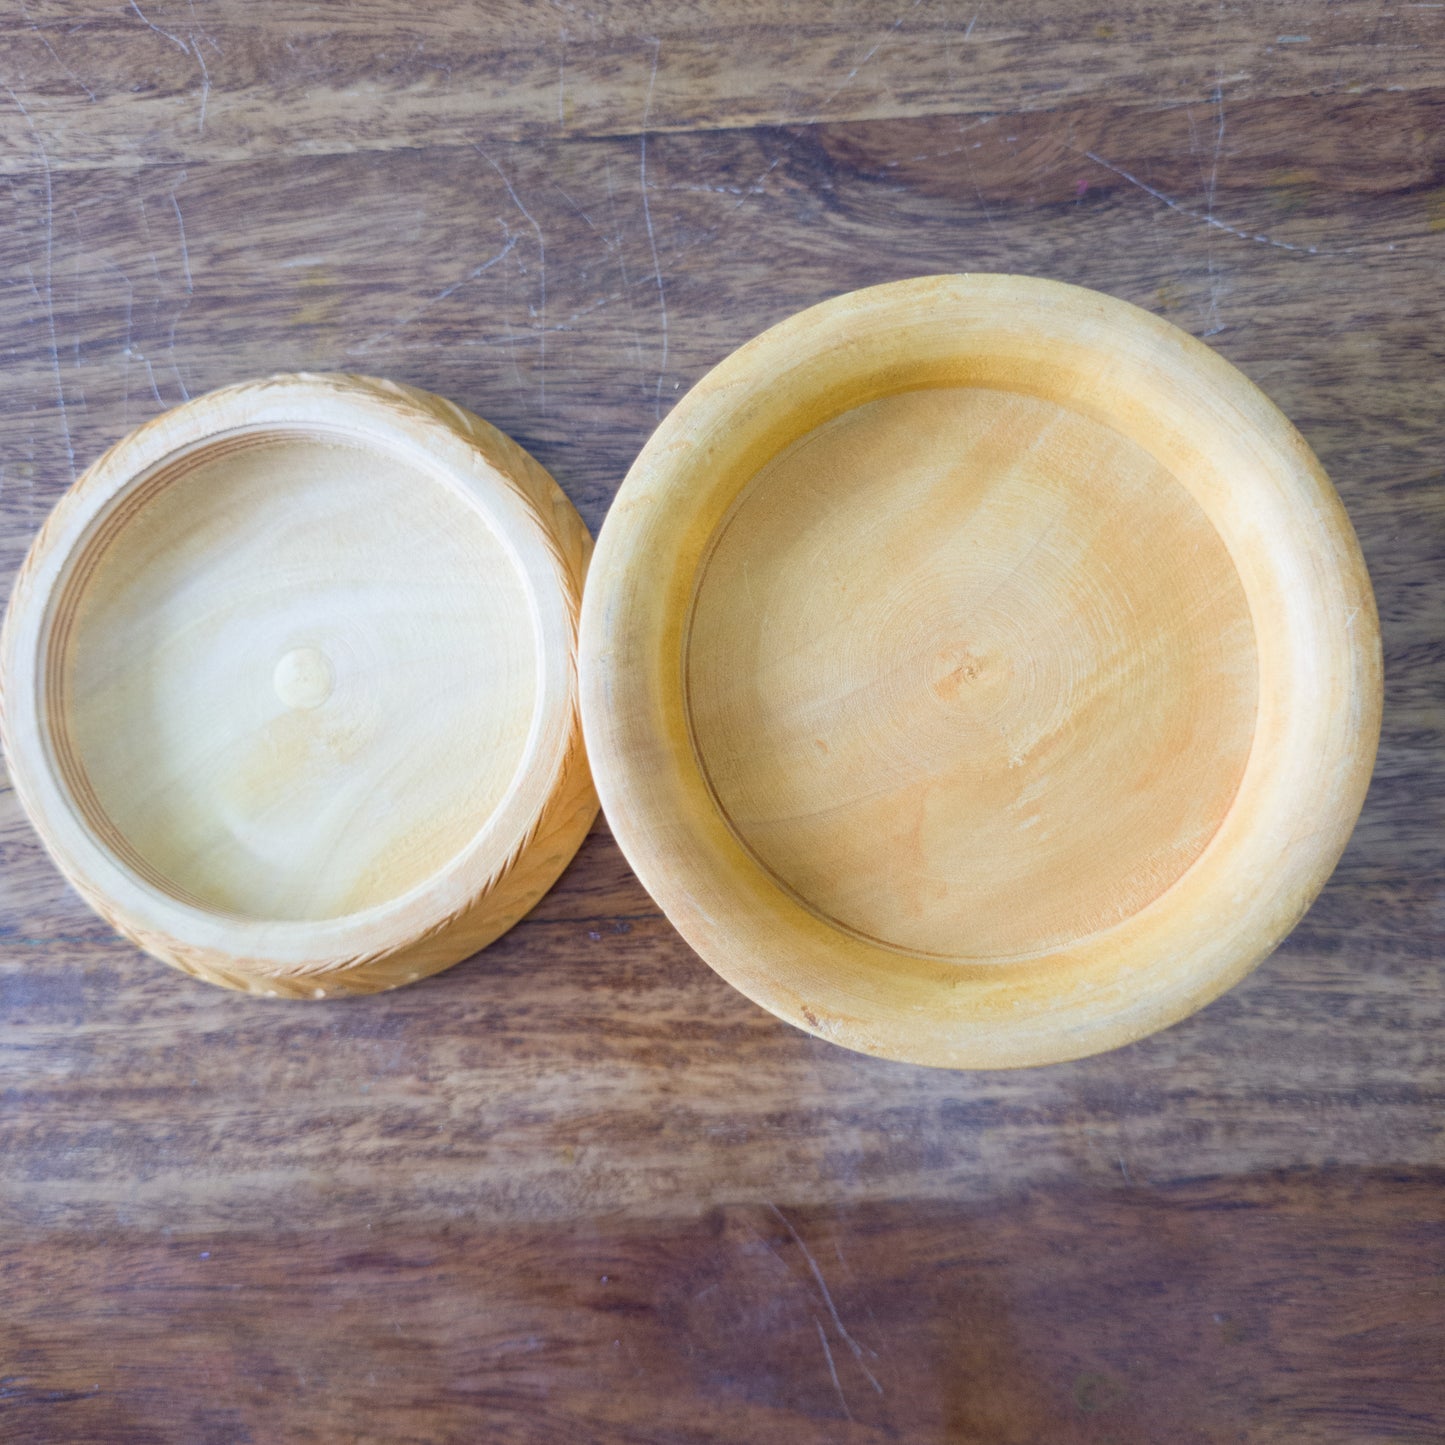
(685, 385, 1258, 961)
(52, 429, 536, 922)
(584, 275, 1380, 1066)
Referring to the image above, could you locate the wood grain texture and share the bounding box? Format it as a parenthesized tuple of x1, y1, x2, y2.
(1, 2, 1441, 172)
(0, 1, 1442, 1440)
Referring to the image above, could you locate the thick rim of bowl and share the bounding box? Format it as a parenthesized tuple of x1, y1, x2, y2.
(1, 373, 588, 993)
(579, 274, 1383, 1068)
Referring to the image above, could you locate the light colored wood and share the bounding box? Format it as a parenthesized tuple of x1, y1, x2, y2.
(581, 274, 1383, 1068)
(0, 372, 596, 996)
(688, 386, 1259, 960)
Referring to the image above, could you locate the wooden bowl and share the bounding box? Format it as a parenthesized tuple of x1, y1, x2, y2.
(1, 374, 596, 997)
(579, 275, 1382, 1068)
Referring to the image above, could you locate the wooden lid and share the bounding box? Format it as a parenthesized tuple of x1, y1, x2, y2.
(579, 275, 1382, 1068)
(0, 373, 595, 997)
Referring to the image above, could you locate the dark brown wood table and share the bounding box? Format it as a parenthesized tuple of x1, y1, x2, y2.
(2, 4, 1442, 1441)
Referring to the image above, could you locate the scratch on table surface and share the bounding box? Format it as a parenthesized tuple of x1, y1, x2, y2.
(768, 1202, 884, 1395)
(68, 212, 84, 372)
(655, 181, 768, 196)
(190, 35, 210, 133)
(95, 253, 136, 412)
(881, 135, 998, 170)
(129, 1, 213, 133)
(963, 139, 1004, 248)
(814, 0, 923, 113)
(549, 180, 599, 233)
(556, 28, 567, 126)
(20, 0, 97, 102)
(412, 44, 452, 79)
(545, 290, 619, 332)
(451, 292, 626, 352)
(137, 195, 164, 283)
(814, 1317, 852, 1421)
(1189, 84, 1228, 336)
(348, 232, 518, 352)
(709, 0, 924, 228)
(603, 155, 646, 370)
(723, 152, 786, 216)
(27, 264, 75, 477)
(169, 183, 193, 293)
(165, 229, 193, 397)
(6, 83, 76, 479)
(129, 0, 190, 55)
(499, 313, 528, 391)
(639, 36, 669, 419)
(1083, 149, 1326, 254)
(184, 0, 222, 56)
(474, 145, 547, 413)
(169, 344, 191, 399)
(140, 351, 164, 406)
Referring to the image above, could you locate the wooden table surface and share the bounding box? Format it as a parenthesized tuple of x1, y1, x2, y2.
(2, 3, 1442, 1441)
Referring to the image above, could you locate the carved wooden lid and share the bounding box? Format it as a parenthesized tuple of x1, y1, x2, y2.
(0, 373, 595, 997)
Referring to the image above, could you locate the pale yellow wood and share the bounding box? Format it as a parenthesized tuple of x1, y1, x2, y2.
(579, 275, 1383, 1069)
(1, 373, 596, 997)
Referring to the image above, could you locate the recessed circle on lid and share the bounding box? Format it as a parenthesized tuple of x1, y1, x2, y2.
(58, 432, 536, 923)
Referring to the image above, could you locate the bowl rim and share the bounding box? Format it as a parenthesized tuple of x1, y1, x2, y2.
(1, 372, 594, 995)
(579, 274, 1383, 1068)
